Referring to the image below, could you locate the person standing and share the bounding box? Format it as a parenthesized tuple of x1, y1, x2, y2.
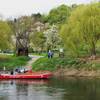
(59, 48, 64, 58)
(48, 50, 53, 58)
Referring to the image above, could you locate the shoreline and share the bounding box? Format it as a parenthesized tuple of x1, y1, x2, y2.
(53, 68, 100, 78)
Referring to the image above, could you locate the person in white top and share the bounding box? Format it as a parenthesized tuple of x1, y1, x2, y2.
(59, 48, 64, 57)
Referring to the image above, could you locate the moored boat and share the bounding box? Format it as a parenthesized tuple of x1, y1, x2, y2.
(0, 72, 52, 79)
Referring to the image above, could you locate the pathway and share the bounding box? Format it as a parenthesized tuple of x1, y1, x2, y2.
(25, 55, 43, 69)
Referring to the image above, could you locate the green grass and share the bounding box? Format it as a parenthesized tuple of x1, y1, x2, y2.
(0, 54, 30, 70)
(32, 57, 83, 71)
(32, 57, 100, 71)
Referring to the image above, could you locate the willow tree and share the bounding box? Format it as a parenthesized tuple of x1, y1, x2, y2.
(60, 3, 100, 57)
(0, 20, 12, 50)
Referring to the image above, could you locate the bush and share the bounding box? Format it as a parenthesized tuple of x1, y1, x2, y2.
(0, 55, 30, 70)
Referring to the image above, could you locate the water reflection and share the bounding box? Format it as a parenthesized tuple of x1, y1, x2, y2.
(0, 79, 63, 100)
(47, 77, 100, 100)
(0, 77, 100, 100)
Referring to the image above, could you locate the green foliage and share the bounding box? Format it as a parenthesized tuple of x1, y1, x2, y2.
(46, 4, 70, 24)
(30, 32, 46, 50)
(32, 57, 85, 71)
(32, 57, 100, 71)
(32, 57, 65, 71)
(0, 20, 12, 49)
(60, 3, 100, 57)
(0, 55, 30, 70)
(31, 13, 42, 21)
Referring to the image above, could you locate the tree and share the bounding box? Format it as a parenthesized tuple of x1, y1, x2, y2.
(46, 4, 70, 25)
(79, 3, 100, 56)
(30, 32, 46, 53)
(14, 16, 35, 56)
(60, 3, 100, 57)
(44, 25, 61, 51)
(0, 20, 12, 49)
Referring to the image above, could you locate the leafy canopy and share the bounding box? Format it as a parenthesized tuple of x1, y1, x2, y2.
(60, 3, 100, 56)
(0, 20, 12, 49)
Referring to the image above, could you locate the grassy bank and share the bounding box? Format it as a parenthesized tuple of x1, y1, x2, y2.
(0, 54, 30, 70)
(32, 57, 100, 71)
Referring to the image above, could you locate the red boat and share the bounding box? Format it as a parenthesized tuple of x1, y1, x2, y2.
(0, 71, 52, 79)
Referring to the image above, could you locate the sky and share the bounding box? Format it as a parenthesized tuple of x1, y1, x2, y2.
(0, 0, 96, 19)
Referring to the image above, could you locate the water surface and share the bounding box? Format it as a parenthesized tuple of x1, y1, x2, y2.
(0, 77, 100, 100)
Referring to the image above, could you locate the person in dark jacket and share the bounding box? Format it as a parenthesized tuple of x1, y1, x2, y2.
(10, 70, 14, 75)
(48, 50, 54, 58)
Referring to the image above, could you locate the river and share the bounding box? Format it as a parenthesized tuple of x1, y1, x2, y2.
(0, 77, 100, 100)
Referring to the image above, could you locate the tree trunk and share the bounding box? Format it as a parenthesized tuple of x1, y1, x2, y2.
(90, 41, 96, 60)
(91, 41, 96, 56)
(16, 48, 28, 56)
(16, 32, 29, 56)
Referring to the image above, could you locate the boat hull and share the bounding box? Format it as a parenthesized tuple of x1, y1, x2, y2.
(0, 73, 52, 79)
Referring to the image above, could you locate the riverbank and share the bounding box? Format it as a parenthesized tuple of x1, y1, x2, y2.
(53, 68, 100, 77)
(32, 57, 100, 77)
(0, 54, 30, 70)
(1, 54, 100, 77)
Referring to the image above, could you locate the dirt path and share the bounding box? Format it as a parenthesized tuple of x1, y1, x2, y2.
(25, 55, 43, 69)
